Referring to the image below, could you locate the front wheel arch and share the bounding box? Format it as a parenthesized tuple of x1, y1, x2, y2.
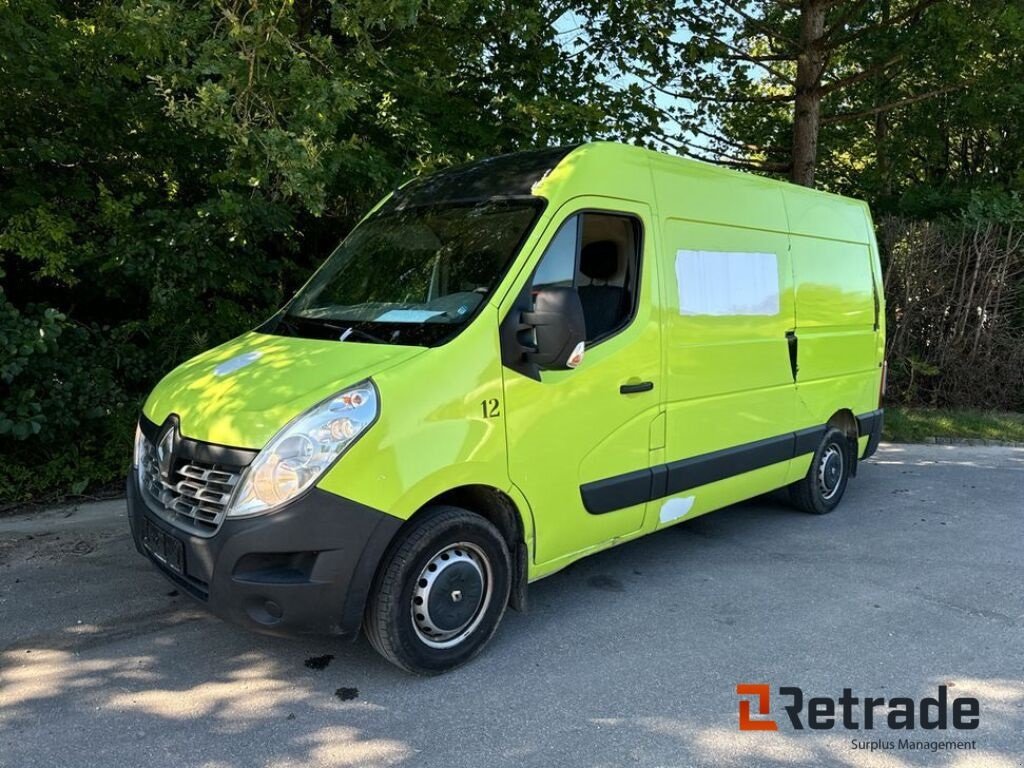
(403, 485, 529, 612)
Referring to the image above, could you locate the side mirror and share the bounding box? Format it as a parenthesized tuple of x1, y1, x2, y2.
(522, 287, 587, 370)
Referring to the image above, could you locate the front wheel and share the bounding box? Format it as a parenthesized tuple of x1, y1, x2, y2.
(364, 506, 511, 675)
(787, 427, 853, 514)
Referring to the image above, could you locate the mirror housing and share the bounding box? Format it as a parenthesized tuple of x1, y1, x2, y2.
(521, 286, 587, 371)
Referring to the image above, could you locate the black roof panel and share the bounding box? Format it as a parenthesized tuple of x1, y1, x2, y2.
(382, 145, 579, 211)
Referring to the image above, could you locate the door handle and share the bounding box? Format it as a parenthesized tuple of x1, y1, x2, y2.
(620, 381, 654, 394)
(785, 330, 798, 381)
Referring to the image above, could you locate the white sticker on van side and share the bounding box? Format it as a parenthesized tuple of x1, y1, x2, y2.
(659, 495, 695, 525)
(675, 250, 780, 316)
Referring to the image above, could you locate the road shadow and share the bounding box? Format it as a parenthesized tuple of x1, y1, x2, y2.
(1, 452, 1022, 767)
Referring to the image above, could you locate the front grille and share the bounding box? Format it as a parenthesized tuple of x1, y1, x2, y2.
(139, 435, 244, 537)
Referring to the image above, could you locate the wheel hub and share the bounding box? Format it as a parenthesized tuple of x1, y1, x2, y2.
(412, 543, 491, 648)
(818, 442, 844, 500)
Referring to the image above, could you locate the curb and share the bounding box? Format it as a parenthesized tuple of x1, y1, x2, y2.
(920, 436, 1024, 448)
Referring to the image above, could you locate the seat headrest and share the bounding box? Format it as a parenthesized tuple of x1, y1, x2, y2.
(579, 240, 619, 281)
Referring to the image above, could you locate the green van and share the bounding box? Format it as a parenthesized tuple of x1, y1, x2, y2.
(128, 142, 885, 674)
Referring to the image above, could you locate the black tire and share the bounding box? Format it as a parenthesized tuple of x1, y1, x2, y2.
(364, 505, 511, 675)
(787, 427, 853, 514)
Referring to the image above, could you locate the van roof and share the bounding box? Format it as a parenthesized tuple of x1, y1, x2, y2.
(556, 141, 868, 201)
(550, 142, 873, 245)
(391, 141, 873, 245)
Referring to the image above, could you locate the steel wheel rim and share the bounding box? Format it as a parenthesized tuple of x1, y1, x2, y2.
(817, 442, 845, 500)
(411, 541, 493, 649)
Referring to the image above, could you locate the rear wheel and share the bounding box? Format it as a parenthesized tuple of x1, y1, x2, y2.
(787, 427, 852, 514)
(364, 505, 511, 675)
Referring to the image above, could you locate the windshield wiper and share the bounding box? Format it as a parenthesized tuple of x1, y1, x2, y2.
(284, 314, 391, 344)
(339, 326, 391, 344)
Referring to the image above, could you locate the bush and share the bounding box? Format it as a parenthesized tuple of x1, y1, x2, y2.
(0, 288, 139, 504)
(880, 210, 1024, 410)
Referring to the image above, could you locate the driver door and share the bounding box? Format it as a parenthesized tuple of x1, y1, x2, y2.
(500, 199, 662, 567)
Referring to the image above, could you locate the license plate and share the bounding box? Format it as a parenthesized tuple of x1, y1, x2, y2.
(141, 519, 185, 575)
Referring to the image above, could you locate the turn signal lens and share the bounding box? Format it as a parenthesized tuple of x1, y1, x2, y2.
(133, 423, 145, 468)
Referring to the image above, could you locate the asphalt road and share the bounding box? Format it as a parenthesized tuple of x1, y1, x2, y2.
(1, 443, 1022, 768)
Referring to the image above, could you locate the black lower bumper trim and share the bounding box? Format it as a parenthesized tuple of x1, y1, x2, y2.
(127, 473, 402, 638)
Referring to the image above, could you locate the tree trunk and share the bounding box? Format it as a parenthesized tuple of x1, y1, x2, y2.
(294, 1, 318, 39)
(875, 0, 892, 197)
(875, 110, 890, 194)
(791, 1, 827, 187)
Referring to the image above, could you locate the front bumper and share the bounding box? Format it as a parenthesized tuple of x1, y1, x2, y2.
(127, 471, 402, 638)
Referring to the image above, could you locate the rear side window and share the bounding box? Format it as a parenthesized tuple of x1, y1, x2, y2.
(530, 212, 641, 342)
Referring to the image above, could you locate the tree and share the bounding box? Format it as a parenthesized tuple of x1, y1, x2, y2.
(0, 0, 643, 502)
(578, 0, 1015, 190)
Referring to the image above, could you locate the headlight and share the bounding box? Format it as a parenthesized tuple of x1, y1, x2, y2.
(226, 381, 379, 518)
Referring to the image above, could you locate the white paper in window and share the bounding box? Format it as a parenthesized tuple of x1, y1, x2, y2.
(374, 309, 445, 323)
(675, 250, 780, 316)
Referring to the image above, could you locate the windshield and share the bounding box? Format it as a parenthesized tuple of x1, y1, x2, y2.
(267, 200, 542, 346)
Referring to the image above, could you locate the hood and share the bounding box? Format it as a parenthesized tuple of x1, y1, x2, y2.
(142, 331, 423, 448)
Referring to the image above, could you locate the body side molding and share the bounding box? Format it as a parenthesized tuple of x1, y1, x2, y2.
(580, 416, 880, 515)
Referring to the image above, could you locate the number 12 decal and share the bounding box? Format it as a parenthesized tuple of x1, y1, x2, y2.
(481, 398, 501, 418)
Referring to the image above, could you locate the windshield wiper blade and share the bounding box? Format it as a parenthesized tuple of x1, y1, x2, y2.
(300, 317, 392, 344)
(339, 326, 391, 344)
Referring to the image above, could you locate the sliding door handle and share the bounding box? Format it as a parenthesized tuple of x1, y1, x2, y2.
(620, 381, 654, 394)
(785, 330, 798, 380)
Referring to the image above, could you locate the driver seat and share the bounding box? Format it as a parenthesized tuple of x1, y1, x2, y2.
(578, 240, 624, 339)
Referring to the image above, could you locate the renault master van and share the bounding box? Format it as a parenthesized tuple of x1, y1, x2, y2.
(128, 142, 885, 674)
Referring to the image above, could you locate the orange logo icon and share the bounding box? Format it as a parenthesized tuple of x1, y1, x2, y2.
(737, 684, 779, 731)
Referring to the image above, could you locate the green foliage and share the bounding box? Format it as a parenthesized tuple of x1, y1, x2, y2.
(0, 403, 136, 508)
(0, 299, 65, 440)
(0, 0, 649, 504)
(721, 0, 1024, 210)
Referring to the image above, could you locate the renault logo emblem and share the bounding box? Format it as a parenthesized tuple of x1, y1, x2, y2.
(156, 426, 176, 482)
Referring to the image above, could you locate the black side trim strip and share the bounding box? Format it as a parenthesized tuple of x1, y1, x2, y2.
(664, 433, 794, 497)
(580, 420, 852, 516)
(581, 466, 654, 514)
(650, 464, 668, 502)
(794, 426, 827, 457)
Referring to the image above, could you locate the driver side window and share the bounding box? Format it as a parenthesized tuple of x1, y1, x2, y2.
(531, 212, 641, 343)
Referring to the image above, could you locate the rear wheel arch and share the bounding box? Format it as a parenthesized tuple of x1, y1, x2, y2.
(827, 408, 860, 473)
(826, 408, 859, 440)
